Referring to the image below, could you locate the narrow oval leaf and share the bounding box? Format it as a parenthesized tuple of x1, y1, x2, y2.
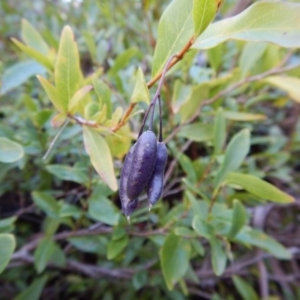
(0, 137, 24, 163)
(68, 85, 93, 113)
(55, 26, 82, 111)
(0, 234, 16, 274)
(1, 60, 45, 95)
(193, 0, 219, 37)
(160, 234, 190, 290)
(34, 238, 56, 273)
(213, 108, 226, 155)
(192, 216, 213, 239)
(224, 111, 267, 121)
(239, 42, 268, 77)
(228, 199, 247, 239)
(88, 195, 120, 226)
(46, 164, 88, 184)
(11, 38, 53, 71)
(210, 236, 227, 276)
(178, 122, 213, 142)
(130, 67, 150, 104)
(264, 76, 300, 103)
(232, 275, 259, 300)
(225, 172, 294, 204)
(31, 191, 60, 217)
(37, 75, 65, 112)
(193, 2, 300, 49)
(14, 275, 48, 300)
(235, 227, 291, 259)
(214, 129, 250, 189)
(152, 0, 194, 77)
(82, 126, 117, 191)
(107, 236, 128, 260)
(21, 19, 49, 55)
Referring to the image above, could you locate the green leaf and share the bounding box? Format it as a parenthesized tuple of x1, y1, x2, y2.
(213, 108, 226, 155)
(0, 137, 24, 163)
(264, 76, 300, 103)
(82, 126, 117, 191)
(107, 236, 128, 260)
(190, 239, 205, 257)
(88, 195, 120, 226)
(21, 19, 49, 55)
(108, 47, 139, 75)
(133, 270, 148, 291)
(1, 60, 46, 95)
(152, 0, 194, 77)
(232, 275, 259, 300)
(31, 191, 60, 217)
(0, 217, 17, 230)
(224, 111, 267, 121)
(11, 38, 53, 71)
(235, 227, 291, 259)
(68, 236, 106, 254)
(179, 82, 210, 122)
(68, 85, 93, 113)
(225, 172, 294, 204)
(34, 238, 56, 273)
(239, 42, 268, 77)
(193, 0, 218, 37)
(93, 76, 112, 118)
(228, 199, 247, 239)
(55, 26, 82, 112)
(171, 81, 192, 114)
(210, 237, 226, 276)
(160, 233, 190, 290)
(214, 129, 250, 190)
(174, 227, 197, 237)
(178, 123, 213, 142)
(192, 216, 213, 239)
(46, 164, 88, 184)
(0, 234, 16, 274)
(37, 75, 65, 112)
(130, 67, 150, 104)
(14, 275, 48, 300)
(193, 2, 300, 49)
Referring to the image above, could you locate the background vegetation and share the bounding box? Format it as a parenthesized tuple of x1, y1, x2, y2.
(0, 0, 300, 299)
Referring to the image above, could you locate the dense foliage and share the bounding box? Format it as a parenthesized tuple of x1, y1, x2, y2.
(1, 0, 300, 299)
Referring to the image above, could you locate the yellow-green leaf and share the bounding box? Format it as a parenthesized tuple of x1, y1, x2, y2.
(224, 111, 267, 121)
(21, 19, 49, 55)
(11, 38, 53, 71)
(264, 76, 300, 103)
(82, 126, 117, 191)
(0, 234, 16, 274)
(193, 0, 219, 37)
(193, 2, 300, 50)
(152, 0, 194, 77)
(68, 85, 93, 113)
(130, 67, 150, 104)
(225, 172, 294, 204)
(55, 26, 82, 112)
(37, 75, 65, 112)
